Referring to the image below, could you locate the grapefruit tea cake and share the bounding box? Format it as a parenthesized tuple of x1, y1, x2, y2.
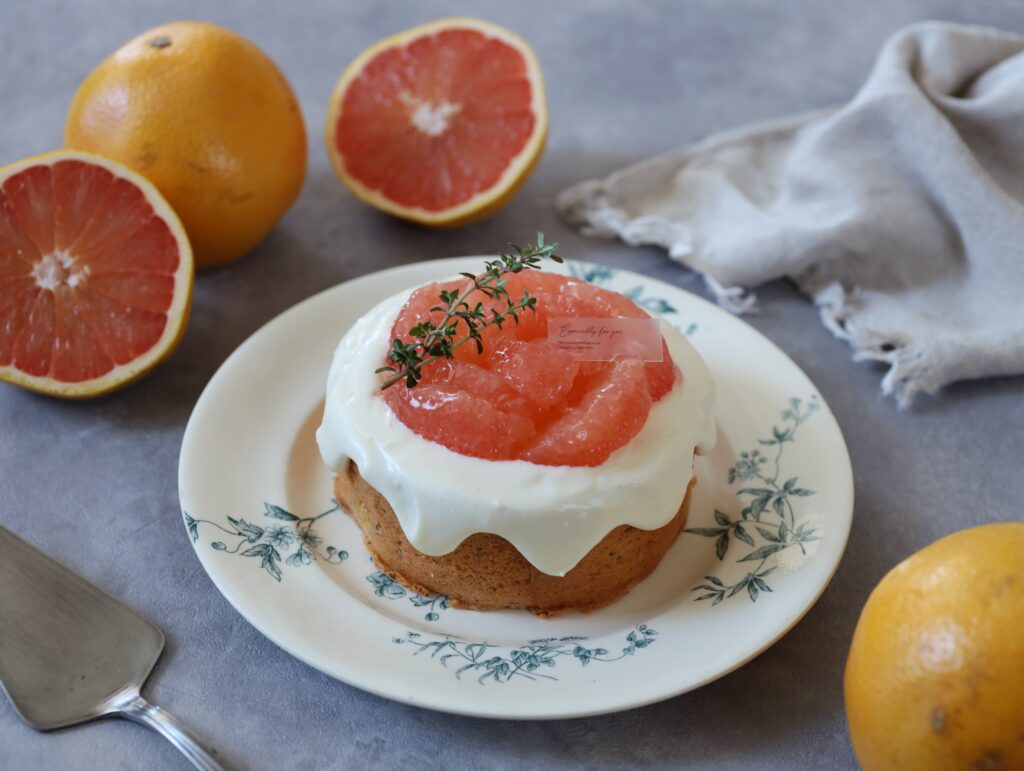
(317, 237, 715, 616)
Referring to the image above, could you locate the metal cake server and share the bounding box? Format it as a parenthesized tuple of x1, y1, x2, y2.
(0, 524, 225, 770)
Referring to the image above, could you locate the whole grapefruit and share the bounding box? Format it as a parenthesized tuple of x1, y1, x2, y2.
(65, 21, 307, 268)
(845, 522, 1024, 770)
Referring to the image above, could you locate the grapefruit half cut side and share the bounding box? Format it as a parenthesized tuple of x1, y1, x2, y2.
(0, 150, 193, 398)
(326, 17, 548, 227)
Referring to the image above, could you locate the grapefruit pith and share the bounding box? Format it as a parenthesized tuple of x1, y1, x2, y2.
(383, 272, 679, 466)
(326, 17, 548, 227)
(0, 150, 193, 398)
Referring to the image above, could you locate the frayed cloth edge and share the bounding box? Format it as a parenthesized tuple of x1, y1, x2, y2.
(809, 281, 942, 407)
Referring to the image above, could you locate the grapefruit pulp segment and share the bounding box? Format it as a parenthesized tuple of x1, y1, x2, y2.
(383, 271, 681, 466)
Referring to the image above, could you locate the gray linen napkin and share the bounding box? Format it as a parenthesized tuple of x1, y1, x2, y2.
(558, 21, 1024, 405)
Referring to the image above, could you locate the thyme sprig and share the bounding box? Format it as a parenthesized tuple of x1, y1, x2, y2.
(376, 233, 563, 389)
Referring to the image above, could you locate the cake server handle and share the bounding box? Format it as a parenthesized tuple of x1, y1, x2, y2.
(117, 692, 227, 771)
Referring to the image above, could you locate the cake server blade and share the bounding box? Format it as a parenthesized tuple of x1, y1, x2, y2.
(0, 524, 225, 770)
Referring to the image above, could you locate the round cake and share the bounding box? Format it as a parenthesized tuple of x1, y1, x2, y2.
(317, 266, 716, 616)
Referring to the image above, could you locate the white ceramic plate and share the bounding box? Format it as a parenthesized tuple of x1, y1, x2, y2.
(179, 258, 853, 719)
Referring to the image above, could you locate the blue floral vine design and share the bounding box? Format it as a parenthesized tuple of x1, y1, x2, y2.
(685, 396, 821, 604)
(183, 501, 348, 582)
(567, 261, 698, 335)
(367, 571, 450, 622)
(393, 624, 658, 684)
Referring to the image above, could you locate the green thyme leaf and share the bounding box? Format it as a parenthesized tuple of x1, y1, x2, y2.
(380, 234, 561, 390)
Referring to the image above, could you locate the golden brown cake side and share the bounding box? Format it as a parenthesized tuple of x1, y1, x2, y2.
(334, 462, 694, 617)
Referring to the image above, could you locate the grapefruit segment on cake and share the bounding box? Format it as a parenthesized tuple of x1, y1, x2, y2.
(487, 338, 579, 409)
(383, 272, 680, 465)
(524, 358, 653, 467)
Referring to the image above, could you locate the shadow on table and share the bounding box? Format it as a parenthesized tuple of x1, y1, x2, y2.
(903, 372, 1024, 416)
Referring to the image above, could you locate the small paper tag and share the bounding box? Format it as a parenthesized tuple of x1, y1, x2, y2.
(548, 318, 664, 362)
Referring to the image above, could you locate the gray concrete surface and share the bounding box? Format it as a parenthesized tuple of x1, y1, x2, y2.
(2, 1, 1023, 768)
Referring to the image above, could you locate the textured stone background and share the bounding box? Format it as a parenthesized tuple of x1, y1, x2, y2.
(2, 1, 1023, 768)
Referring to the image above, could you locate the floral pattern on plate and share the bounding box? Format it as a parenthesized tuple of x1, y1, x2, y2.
(183, 502, 348, 581)
(685, 396, 821, 604)
(392, 624, 658, 684)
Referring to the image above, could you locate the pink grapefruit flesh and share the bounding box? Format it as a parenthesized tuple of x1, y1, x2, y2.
(383, 272, 679, 466)
(326, 18, 548, 226)
(0, 151, 192, 398)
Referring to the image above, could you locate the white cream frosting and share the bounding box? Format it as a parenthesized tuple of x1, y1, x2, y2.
(316, 288, 717, 577)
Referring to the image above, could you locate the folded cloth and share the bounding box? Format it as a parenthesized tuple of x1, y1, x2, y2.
(557, 21, 1024, 405)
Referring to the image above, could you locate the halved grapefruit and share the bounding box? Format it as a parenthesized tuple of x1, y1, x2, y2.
(326, 17, 548, 227)
(384, 272, 679, 466)
(0, 150, 193, 398)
